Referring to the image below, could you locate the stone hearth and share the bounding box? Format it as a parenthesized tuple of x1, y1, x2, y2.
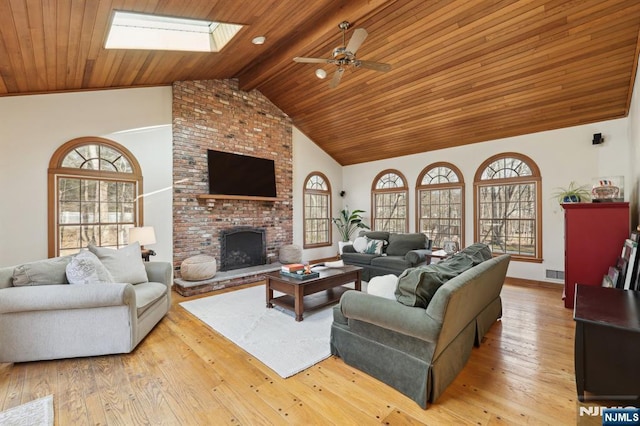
(174, 263, 282, 297)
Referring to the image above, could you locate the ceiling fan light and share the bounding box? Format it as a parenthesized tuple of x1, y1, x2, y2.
(315, 68, 327, 79)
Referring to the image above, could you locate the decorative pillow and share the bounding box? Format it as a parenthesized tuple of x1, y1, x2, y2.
(66, 250, 114, 284)
(352, 236, 369, 253)
(353, 236, 384, 254)
(367, 274, 399, 300)
(88, 242, 148, 284)
(363, 237, 384, 255)
(12, 256, 72, 286)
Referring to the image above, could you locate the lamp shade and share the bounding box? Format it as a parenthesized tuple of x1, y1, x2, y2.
(129, 226, 156, 246)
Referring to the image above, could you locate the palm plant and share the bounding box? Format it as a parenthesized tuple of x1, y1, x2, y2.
(332, 208, 370, 242)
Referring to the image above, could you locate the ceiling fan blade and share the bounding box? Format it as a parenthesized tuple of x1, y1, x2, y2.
(293, 57, 332, 64)
(329, 68, 345, 89)
(357, 60, 392, 72)
(346, 28, 368, 54)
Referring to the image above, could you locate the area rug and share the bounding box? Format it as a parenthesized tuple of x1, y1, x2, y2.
(0, 395, 54, 426)
(180, 284, 333, 378)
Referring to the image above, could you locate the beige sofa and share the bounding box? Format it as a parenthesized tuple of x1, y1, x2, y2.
(331, 245, 510, 408)
(0, 254, 172, 363)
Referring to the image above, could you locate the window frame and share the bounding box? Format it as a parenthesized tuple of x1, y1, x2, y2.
(302, 172, 332, 249)
(473, 152, 542, 262)
(415, 162, 465, 249)
(371, 169, 409, 233)
(48, 137, 143, 257)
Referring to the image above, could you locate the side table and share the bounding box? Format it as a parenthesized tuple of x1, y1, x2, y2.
(573, 284, 640, 401)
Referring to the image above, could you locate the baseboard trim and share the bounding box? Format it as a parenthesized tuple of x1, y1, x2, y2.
(505, 276, 563, 290)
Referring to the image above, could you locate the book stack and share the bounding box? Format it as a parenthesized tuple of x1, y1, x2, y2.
(280, 264, 319, 280)
(281, 263, 305, 273)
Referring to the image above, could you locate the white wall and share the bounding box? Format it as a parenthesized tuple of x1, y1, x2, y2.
(343, 118, 630, 283)
(1, 78, 638, 284)
(628, 56, 640, 227)
(0, 87, 173, 266)
(292, 127, 343, 261)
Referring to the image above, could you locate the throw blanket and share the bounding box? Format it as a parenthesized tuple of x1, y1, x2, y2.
(395, 243, 492, 308)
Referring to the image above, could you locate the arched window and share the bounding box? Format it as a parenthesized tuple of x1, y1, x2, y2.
(474, 153, 542, 261)
(303, 172, 332, 248)
(371, 169, 408, 232)
(48, 137, 143, 257)
(416, 162, 464, 248)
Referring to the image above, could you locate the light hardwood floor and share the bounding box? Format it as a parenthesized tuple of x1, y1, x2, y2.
(0, 280, 585, 425)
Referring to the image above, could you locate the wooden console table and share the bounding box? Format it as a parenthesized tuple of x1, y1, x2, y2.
(573, 284, 640, 401)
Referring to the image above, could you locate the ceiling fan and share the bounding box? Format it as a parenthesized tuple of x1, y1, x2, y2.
(293, 21, 392, 88)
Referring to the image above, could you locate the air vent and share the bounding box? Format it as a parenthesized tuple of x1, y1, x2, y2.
(546, 269, 564, 280)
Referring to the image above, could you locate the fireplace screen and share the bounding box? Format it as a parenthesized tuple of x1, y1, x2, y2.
(220, 227, 266, 271)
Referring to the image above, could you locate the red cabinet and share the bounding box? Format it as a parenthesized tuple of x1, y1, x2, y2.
(562, 202, 629, 308)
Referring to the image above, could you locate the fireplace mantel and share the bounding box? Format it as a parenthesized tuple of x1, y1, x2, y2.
(197, 194, 285, 202)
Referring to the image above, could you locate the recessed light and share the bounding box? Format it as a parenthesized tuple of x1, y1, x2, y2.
(252, 36, 266, 45)
(315, 69, 327, 79)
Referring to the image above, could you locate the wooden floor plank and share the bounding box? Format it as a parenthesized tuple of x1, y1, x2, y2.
(55, 358, 102, 425)
(0, 282, 584, 425)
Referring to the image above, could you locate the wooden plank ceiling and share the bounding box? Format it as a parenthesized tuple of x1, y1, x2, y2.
(1, 0, 639, 165)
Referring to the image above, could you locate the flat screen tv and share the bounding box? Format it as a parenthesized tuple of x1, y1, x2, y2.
(207, 150, 277, 197)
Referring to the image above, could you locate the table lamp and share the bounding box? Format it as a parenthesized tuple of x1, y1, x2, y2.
(129, 226, 157, 261)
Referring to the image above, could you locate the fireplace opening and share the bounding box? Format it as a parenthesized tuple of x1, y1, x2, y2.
(220, 227, 266, 271)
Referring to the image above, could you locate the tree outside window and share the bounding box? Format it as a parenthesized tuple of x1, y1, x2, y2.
(474, 153, 542, 261)
(372, 170, 408, 233)
(417, 162, 464, 248)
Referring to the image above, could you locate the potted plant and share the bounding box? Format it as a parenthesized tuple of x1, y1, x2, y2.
(332, 208, 370, 252)
(552, 181, 592, 204)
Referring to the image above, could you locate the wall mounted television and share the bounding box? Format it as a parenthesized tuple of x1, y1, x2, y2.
(207, 150, 277, 198)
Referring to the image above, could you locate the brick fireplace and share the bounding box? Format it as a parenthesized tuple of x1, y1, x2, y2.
(172, 79, 293, 294)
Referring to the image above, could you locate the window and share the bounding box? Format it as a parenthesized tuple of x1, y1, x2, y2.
(303, 172, 332, 248)
(105, 11, 243, 52)
(474, 153, 542, 261)
(372, 170, 408, 232)
(48, 137, 143, 257)
(416, 162, 464, 248)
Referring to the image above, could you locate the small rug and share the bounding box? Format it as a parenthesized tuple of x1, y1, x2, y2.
(0, 395, 54, 426)
(180, 284, 334, 378)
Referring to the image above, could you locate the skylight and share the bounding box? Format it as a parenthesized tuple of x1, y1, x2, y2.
(105, 11, 243, 52)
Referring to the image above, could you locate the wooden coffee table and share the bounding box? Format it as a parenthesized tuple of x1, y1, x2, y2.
(265, 265, 362, 321)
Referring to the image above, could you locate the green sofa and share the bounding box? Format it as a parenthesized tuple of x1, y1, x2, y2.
(340, 231, 433, 281)
(330, 246, 510, 408)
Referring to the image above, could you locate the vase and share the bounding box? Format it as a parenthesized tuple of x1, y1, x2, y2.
(563, 195, 581, 203)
